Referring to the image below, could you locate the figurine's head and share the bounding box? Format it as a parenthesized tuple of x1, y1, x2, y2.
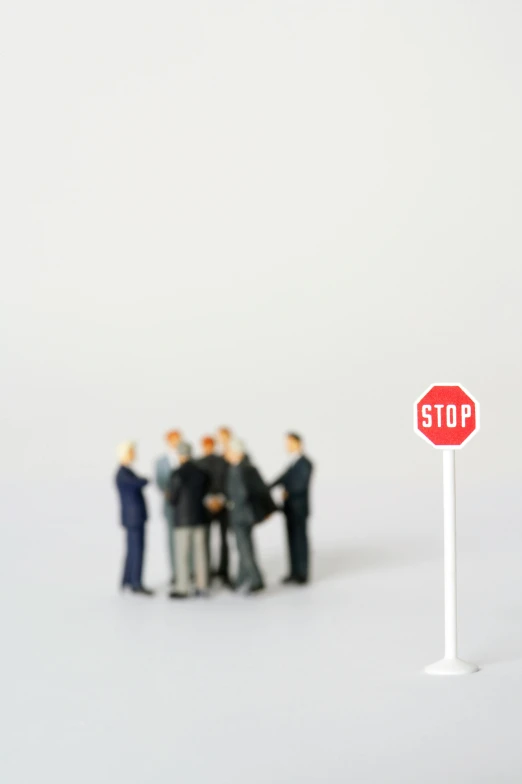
(216, 427, 232, 450)
(227, 437, 245, 465)
(165, 430, 182, 450)
(201, 436, 215, 456)
(177, 442, 192, 464)
(285, 432, 303, 455)
(118, 441, 136, 465)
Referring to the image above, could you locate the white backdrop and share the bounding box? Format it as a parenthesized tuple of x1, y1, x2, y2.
(2, 1, 522, 493)
(2, 3, 522, 783)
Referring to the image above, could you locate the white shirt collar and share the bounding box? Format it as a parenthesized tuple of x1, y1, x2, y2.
(167, 450, 178, 468)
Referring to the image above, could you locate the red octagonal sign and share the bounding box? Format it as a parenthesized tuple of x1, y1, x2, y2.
(414, 383, 480, 449)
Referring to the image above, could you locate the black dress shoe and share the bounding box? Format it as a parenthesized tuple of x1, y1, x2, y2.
(169, 591, 189, 599)
(214, 573, 233, 587)
(132, 586, 155, 596)
(281, 575, 296, 584)
(295, 577, 309, 585)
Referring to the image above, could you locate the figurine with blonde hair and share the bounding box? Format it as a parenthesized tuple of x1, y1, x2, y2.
(115, 441, 154, 595)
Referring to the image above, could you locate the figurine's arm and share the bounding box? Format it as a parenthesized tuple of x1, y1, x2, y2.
(118, 470, 149, 490)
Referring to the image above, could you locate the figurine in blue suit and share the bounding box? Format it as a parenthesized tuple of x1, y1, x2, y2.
(270, 433, 314, 585)
(115, 441, 154, 595)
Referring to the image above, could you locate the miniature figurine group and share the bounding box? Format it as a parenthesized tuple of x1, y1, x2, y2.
(114, 427, 314, 598)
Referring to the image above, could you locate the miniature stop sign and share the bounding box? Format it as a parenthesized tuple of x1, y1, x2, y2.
(414, 383, 480, 449)
(414, 382, 481, 676)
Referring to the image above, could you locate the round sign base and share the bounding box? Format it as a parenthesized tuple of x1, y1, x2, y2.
(425, 658, 479, 676)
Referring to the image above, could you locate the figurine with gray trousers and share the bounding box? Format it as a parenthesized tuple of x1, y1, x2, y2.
(155, 455, 177, 584)
(225, 438, 277, 594)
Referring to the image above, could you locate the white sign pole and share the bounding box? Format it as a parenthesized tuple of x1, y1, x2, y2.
(425, 449, 478, 675)
(443, 449, 457, 660)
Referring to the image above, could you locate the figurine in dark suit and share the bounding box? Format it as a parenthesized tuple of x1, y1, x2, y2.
(168, 443, 211, 598)
(270, 433, 313, 585)
(226, 438, 277, 594)
(115, 442, 154, 595)
(197, 436, 230, 584)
